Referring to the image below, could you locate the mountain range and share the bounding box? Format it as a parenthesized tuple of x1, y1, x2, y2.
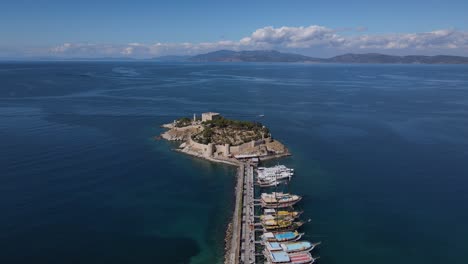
(188, 50, 317, 62)
(183, 50, 468, 64)
(6, 50, 468, 64)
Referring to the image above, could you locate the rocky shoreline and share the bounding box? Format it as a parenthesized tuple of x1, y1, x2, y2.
(224, 222, 233, 264)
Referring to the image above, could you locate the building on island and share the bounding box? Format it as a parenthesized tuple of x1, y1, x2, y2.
(202, 112, 220, 122)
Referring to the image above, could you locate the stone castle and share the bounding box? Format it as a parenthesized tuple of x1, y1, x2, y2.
(161, 112, 289, 162)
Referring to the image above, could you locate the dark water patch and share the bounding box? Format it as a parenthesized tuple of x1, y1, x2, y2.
(0, 229, 199, 264)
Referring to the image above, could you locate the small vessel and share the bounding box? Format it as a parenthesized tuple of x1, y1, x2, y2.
(266, 241, 321, 253)
(258, 165, 293, 173)
(257, 165, 294, 180)
(261, 213, 301, 222)
(257, 165, 294, 187)
(261, 209, 303, 221)
(258, 171, 293, 181)
(262, 231, 303, 242)
(264, 249, 318, 264)
(258, 178, 288, 187)
(262, 219, 304, 231)
(261, 192, 302, 208)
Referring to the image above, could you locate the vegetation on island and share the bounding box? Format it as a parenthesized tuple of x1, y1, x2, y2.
(192, 116, 270, 145)
(174, 117, 192, 127)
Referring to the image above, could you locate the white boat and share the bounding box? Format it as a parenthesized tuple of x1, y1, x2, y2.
(258, 179, 280, 187)
(266, 241, 321, 253)
(258, 165, 293, 172)
(257, 178, 289, 187)
(261, 192, 302, 208)
(264, 249, 318, 264)
(258, 171, 293, 181)
(257, 165, 294, 186)
(258, 166, 293, 175)
(262, 231, 303, 242)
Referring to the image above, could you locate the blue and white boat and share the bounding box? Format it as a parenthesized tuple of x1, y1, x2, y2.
(262, 231, 303, 242)
(266, 241, 321, 253)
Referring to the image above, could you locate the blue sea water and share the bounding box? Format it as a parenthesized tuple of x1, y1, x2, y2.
(1, 62, 467, 264)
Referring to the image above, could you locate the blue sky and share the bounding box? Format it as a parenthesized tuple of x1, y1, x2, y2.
(1, 0, 468, 58)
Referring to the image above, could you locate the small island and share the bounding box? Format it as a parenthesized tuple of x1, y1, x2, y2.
(160, 112, 290, 165)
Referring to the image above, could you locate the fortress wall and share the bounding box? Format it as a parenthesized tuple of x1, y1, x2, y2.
(253, 139, 265, 147)
(188, 137, 270, 156)
(187, 137, 214, 157)
(229, 145, 240, 153)
(188, 137, 208, 151)
(205, 143, 214, 157)
(214, 144, 231, 157)
(229, 141, 253, 154)
(215, 144, 224, 151)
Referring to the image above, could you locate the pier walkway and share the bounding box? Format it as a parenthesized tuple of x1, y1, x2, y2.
(228, 163, 256, 264)
(228, 164, 244, 264)
(240, 164, 256, 264)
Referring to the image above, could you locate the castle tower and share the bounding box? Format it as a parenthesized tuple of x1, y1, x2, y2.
(204, 143, 214, 157)
(224, 144, 230, 157)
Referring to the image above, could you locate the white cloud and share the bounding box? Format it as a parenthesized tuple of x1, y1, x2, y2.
(45, 25, 468, 58)
(241, 26, 468, 52)
(349, 29, 468, 50)
(242, 25, 345, 48)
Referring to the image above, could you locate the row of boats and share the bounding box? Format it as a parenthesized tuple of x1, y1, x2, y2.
(256, 165, 320, 264)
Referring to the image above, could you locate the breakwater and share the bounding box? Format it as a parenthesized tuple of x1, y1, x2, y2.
(224, 162, 257, 264)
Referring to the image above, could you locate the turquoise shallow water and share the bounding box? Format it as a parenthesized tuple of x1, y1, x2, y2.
(1, 62, 468, 263)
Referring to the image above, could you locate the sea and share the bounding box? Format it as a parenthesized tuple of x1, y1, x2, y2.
(0, 62, 467, 264)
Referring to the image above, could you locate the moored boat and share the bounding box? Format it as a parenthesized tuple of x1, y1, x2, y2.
(266, 241, 321, 253)
(262, 231, 303, 242)
(258, 171, 293, 181)
(264, 249, 317, 264)
(261, 209, 302, 221)
(258, 165, 294, 174)
(258, 177, 282, 187)
(261, 192, 302, 208)
(262, 219, 304, 231)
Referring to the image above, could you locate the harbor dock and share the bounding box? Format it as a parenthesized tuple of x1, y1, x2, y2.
(227, 163, 256, 264)
(226, 162, 319, 264)
(241, 164, 255, 263)
(227, 164, 245, 264)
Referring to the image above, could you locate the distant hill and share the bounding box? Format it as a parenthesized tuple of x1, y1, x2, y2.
(150, 55, 191, 62)
(8, 50, 468, 64)
(184, 50, 468, 64)
(328, 53, 468, 64)
(189, 50, 321, 62)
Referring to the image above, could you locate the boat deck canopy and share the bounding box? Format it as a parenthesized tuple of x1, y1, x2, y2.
(271, 252, 290, 262)
(268, 242, 282, 250)
(285, 242, 310, 251)
(275, 232, 296, 240)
